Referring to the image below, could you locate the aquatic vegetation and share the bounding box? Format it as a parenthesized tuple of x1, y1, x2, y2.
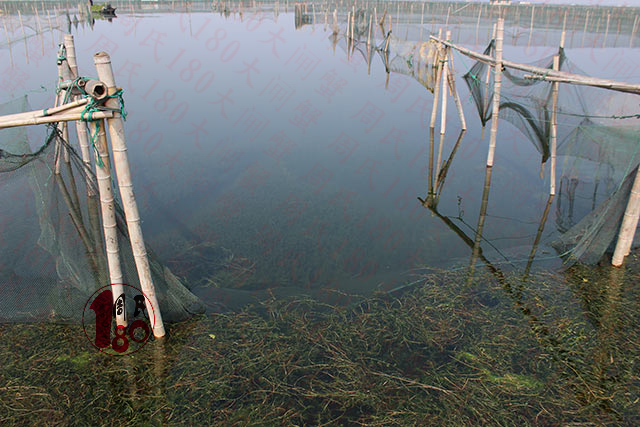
(1, 265, 638, 425)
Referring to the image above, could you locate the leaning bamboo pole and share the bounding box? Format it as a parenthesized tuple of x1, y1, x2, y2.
(64, 34, 96, 196)
(446, 48, 466, 131)
(612, 167, 640, 266)
(431, 36, 640, 95)
(549, 55, 559, 196)
(486, 18, 504, 168)
(93, 52, 166, 338)
(90, 118, 127, 320)
(429, 34, 444, 130)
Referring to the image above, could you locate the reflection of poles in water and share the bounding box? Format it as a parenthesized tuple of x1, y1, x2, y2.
(420, 129, 465, 210)
(523, 194, 554, 279)
(467, 166, 493, 285)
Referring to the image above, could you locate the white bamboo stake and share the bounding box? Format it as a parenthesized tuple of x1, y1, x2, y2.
(603, 12, 610, 48)
(486, 18, 504, 168)
(94, 52, 166, 338)
(528, 5, 535, 48)
(90, 118, 127, 321)
(18, 10, 29, 65)
(561, 11, 567, 49)
(64, 34, 96, 196)
(582, 10, 589, 48)
(612, 167, 640, 266)
(447, 49, 466, 131)
(367, 12, 372, 47)
(475, 4, 481, 46)
(440, 31, 451, 137)
(631, 15, 639, 49)
(420, 2, 425, 42)
(430, 30, 444, 130)
(550, 55, 559, 196)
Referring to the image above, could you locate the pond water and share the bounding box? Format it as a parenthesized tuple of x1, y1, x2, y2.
(1, 1, 640, 311)
(2, 1, 640, 424)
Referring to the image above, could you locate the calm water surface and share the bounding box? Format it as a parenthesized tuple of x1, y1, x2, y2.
(2, 2, 639, 308)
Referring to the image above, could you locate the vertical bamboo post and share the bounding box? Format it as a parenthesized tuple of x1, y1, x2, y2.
(582, 10, 589, 48)
(561, 10, 567, 49)
(428, 127, 435, 197)
(93, 52, 166, 338)
(435, 31, 451, 180)
(486, 18, 504, 168)
(18, 10, 29, 64)
(550, 55, 559, 196)
(367, 12, 372, 47)
(90, 119, 127, 326)
(64, 34, 96, 196)
(420, 2, 424, 42)
(439, 31, 451, 136)
(447, 49, 466, 131)
(528, 5, 535, 48)
(3, 13, 13, 66)
(476, 5, 481, 46)
(430, 30, 444, 130)
(631, 15, 639, 49)
(612, 167, 640, 266)
(603, 12, 610, 48)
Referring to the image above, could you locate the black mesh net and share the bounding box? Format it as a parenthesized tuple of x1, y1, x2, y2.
(0, 96, 204, 322)
(463, 41, 640, 264)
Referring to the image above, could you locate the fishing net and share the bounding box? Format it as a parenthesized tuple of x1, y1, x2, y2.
(463, 41, 640, 264)
(0, 96, 204, 322)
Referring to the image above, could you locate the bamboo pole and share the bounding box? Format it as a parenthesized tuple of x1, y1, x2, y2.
(561, 11, 567, 49)
(428, 127, 434, 198)
(582, 10, 589, 48)
(64, 34, 96, 196)
(93, 52, 166, 338)
(475, 5, 481, 46)
(603, 12, 610, 48)
(612, 166, 640, 266)
(431, 35, 640, 95)
(18, 10, 28, 64)
(90, 118, 127, 323)
(420, 2, 424, 42)
(430, 31, 444, 130)
(486, 18, 504, 168)
(3, 13, 13, 66)
(447, 48, 466, 131)
(528, 5, 534, 48)
(440, 31, 451, 136)
(550, 55, 559, 196)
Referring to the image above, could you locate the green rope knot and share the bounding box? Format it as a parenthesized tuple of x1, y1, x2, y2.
(109, 89, 127, 121)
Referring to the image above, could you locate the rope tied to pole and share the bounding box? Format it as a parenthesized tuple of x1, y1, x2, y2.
(79, 97, 105, 168)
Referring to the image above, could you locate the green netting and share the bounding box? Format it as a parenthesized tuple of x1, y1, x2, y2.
(463, 41, 640, 264)
(0, 96, 204, 322)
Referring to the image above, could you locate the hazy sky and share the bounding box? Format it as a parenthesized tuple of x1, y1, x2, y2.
(488, 0, 640, 6)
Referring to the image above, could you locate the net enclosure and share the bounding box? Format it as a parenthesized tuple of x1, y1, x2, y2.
(463, 41, 640, 265)
(0, 96, 205, 323)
